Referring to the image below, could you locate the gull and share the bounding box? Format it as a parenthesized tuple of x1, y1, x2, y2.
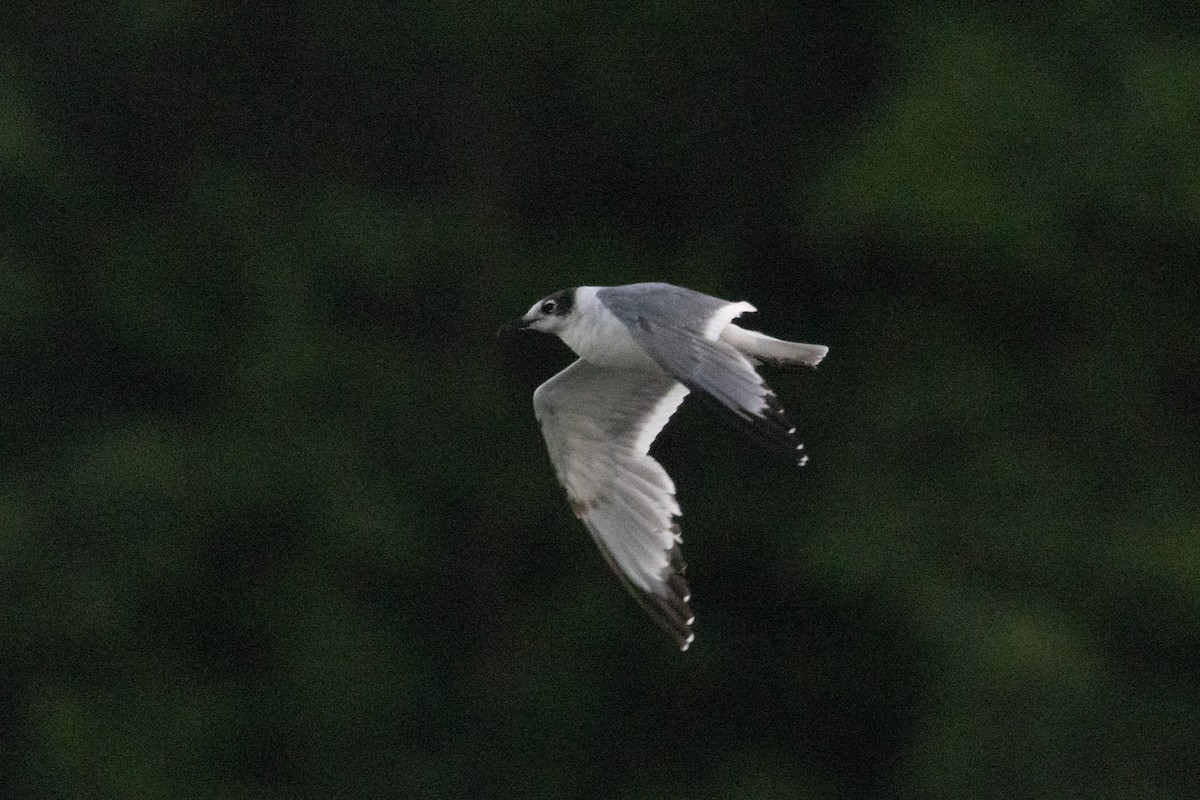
(501, 282, 827, 650)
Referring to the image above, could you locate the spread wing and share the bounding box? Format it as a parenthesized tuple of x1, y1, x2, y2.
(597, 283, 805, 462)
(533, 359, 695, 650)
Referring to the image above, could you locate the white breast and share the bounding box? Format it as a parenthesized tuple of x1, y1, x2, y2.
(558, 287, 661, 370)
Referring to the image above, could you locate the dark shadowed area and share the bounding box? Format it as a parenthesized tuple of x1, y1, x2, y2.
(2, 3, 1198, 798)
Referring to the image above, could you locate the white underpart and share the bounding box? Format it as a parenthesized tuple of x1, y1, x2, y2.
(558, 287, 661, 369)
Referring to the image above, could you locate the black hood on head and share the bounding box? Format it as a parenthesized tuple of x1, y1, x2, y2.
(543, 287, 576, 316)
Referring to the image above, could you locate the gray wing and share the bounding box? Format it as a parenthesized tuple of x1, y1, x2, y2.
(533, 359, 695, 650)
(597, 283, 805, 460)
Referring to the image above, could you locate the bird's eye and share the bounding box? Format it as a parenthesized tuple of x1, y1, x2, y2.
(541, 300, 558, 314)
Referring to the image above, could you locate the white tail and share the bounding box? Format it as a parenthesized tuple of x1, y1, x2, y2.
(720, 324, 828, 368)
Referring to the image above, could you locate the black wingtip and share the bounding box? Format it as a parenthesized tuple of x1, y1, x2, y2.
(649, 545, 695, 651)
(637, 584, 695, 652)
(716, 389, 810, 466)
(592, 530, 696, 652)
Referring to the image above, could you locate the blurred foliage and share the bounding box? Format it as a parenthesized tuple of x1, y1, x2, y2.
(2, 1, 1198, 798)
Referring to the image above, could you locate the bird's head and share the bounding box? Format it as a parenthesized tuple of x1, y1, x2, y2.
(499, 288, 578, 337)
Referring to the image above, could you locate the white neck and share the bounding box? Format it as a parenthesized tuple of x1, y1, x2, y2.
(558, 287, 660, 369)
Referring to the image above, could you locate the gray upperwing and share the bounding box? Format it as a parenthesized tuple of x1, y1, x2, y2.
(597, 283, 805, 459)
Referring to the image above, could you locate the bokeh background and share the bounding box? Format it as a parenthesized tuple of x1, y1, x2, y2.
(3, 3, 1199, 798)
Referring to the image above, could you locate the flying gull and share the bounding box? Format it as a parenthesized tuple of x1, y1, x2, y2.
(501, 282, 827, 650)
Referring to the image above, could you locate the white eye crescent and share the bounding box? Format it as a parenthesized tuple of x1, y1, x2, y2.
(541, 300, 558, 314)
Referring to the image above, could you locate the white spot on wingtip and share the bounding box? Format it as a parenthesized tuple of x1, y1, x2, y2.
(683, 592, 691, 602)
(799, 454, 810, 466)
(686, 615, 695, 625)
(788, 427, 796, 435)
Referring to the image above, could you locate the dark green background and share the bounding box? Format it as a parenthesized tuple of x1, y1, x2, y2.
(3, 3, 1198, 798)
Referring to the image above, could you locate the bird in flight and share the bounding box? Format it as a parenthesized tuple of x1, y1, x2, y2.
(502, 282, 827, 650)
